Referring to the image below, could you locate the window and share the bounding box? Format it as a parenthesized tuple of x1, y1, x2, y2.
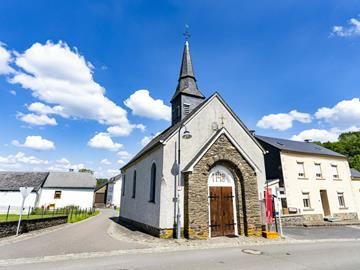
(331, 165, 339, 179)
(54, 191, 62, 199)
(297, 162, 305, 178)
(302, 192, 311, 208)
(122, 174, 126, 196)
(177, 106, 180, 117)
(183, 104, 190, 115)
(337, 192, 346, 207)
(315, 163, 322, 178)
(150, 163, 156, 202)
(132, 170, 136, 198)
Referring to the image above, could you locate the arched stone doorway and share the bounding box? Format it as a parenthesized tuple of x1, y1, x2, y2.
(184, 133, 262, 239)
(208, 165, 238, 237)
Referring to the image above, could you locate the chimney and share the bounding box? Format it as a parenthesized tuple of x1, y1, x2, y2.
(304, 139, 311, 143)
(250, 130, 256, 136)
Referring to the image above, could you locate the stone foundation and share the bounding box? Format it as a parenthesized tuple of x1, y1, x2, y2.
(333, 212, 358, 220)
(0, 216, 68, 238)
(280, 214, 323, 226)
(184, 134, 262, 239)
(118, 216, 174, 239)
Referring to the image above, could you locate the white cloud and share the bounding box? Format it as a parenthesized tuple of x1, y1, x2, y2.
(124, 90, 171, 121)
(12, 135, 55, 151)
(257, 110, 311, 131)
(7, 41, 138, 134)
(0, 42, 14, 75)
(17, 113, 57, 126)
(107, 124, 145, 137)
(315, 98, 360, 127)
(88, 132, 123, 151)
(332, 17, 360, 37)
(117, 159, 125, 166)
(9, 90, 16, 95)
(140, 132, 161, 147)
(117, 151, 131, 160)
(27, 102, 68, 118)
(100, 158, 111, 165)
(0, 152, 48, 167)
(291, 129, 339, 143)
(48, 158, 84, 172)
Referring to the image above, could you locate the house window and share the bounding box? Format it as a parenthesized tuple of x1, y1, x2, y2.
(150, 163, 156, 203)
(297, 162, 306, 178)
(183, 104, 190, 115)
(337, 192, 346, 207)
(315, 163, 322, 178)
(331, 165, 339, 179)
(122, 174, 126, 196)
(177, 106, 180, 117)
(132, 170, 136, 199)
(54, 191, 62, 199)
(302, 192, 311, 208)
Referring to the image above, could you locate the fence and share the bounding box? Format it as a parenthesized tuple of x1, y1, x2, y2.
(0, 205, 96, 223)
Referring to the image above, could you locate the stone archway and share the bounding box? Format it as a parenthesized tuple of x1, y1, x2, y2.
(184, 134, 262, 239)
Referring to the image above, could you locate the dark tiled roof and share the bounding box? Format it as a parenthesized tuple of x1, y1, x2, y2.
(44, 172, 96, 189)
(351, 168, 360, 178)
(256, 135, 345, 158)
(0, 172, 49, 191)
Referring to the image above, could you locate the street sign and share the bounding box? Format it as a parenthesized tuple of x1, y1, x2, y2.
(16, 186, 34, 236)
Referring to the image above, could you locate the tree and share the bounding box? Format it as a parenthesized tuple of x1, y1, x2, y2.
(315, 131, 360, 171)
(78, 168, 94, 174)
(96, 178, 108, 187)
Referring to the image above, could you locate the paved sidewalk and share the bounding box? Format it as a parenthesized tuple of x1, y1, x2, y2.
(283, 225, 360, 240)
(0, 209, 147, 260)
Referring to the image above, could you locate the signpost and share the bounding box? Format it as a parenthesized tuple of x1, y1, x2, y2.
(275, 187, 286, 238)
(16, 187, 34, 236)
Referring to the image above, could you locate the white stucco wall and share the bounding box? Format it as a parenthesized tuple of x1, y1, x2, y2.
(37, 188, 94, 209)
(0, 191, 38, 213)
(112, 179, 122, 207)
(280, 152, 357, 217)
(120, 147, 164, 228)
(160, 95, 266, 228)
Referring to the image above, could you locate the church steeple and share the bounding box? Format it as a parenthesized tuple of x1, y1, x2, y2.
(171, 32, 205, 125)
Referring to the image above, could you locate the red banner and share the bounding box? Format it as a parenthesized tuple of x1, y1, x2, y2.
(265, 188, 273, 224)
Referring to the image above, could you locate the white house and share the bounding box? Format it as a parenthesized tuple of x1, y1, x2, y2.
(38, 172, 96, 209)
(0, 172, 48, 214)
(351, 168, 360, 218)
(106, 174, 122, 208)
(257, 135, 358, 224)
(119, 39, 267, 239)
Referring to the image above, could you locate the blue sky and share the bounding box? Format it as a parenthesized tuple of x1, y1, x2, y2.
(0, 1, 360, 178)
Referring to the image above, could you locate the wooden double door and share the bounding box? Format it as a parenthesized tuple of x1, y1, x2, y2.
(209, 186, 235, 237)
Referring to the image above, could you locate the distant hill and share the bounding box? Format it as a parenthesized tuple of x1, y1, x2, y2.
(315, 131, 360, 171)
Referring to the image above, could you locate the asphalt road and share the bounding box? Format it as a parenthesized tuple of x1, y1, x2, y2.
(2, 240, 360, 270)
(283, 225, 360, 240)
(0, 209, 147, 260)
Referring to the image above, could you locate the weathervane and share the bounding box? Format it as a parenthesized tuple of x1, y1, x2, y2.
(183, 24, 191, 41)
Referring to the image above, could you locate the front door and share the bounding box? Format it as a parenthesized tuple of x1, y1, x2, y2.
(209, 186, 235, 237)
(320, 190, 331, 217)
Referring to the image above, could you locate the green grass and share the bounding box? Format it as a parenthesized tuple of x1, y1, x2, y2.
(0, 213, 66, 222)
(67, 210, 99, 223)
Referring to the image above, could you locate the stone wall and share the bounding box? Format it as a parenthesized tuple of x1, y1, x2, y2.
(280, 214, 323, 226)
(184, 134, 262, 239)
(333, 212, 358, 220)
(118, 216, 174, 239)
(0, 216, 68, 238)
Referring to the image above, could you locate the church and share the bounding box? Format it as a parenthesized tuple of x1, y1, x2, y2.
(119, 38, 267, 239)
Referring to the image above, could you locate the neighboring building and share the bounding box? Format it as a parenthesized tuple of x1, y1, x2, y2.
(38, 172, 96, 209)
(106, 174, 122, 208)
(350, 168, 360, 218)
(0, 172, 49, 213)
(0, 171, 96, 212)
(257, 135, 358, 223)
(119, 39, 267, 239)
(94, 182, 108, 208)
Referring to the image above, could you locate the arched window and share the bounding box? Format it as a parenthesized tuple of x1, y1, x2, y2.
(122, 174, 126, 196)
(132, 170, 136, 198)
(150, 163, 156, 203)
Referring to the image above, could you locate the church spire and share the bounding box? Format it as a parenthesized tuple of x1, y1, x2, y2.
(170, 27, 206, 125)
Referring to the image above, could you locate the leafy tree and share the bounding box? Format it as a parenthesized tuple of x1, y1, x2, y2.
(315, 131, 360, 171)
(96, 178, 108, 187)
(78, 168, 94, 174)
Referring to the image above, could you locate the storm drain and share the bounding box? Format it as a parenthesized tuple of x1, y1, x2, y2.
(242, 249, 263, 255)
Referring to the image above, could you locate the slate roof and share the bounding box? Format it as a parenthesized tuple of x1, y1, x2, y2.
(171, 40, 205, 102)
(0, 172, 49, 191)
(256, 135, 346, 158)
(43, 172, 96, 189)
(351, 168, 360, 179)
(122, 93, 266, 170)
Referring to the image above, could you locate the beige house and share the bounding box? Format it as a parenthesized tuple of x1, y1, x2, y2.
(351, 169, 360, 218)
(257, 136, 358, 224)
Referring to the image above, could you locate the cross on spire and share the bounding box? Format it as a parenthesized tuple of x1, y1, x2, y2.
(183, 24, 191, 41)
